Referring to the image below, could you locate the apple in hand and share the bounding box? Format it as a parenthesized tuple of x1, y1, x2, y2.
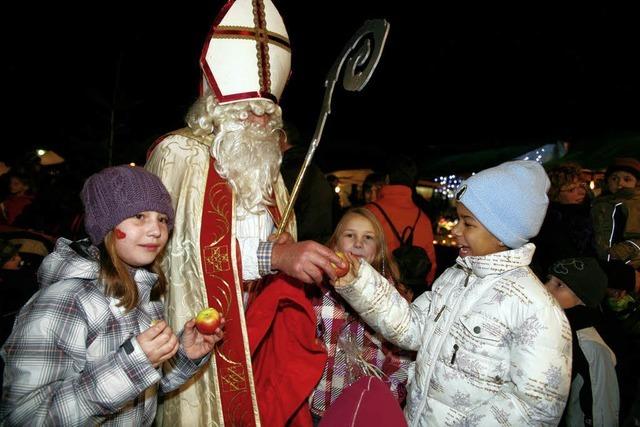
(195, 307, 221, 335)
(331, 251, 350, 278)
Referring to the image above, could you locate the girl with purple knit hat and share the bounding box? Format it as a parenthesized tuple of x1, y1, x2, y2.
(1, 165, 224, 425)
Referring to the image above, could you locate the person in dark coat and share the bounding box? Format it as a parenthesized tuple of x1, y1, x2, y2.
(280, 125, 336, 243)
(0, 239, 34, 345)
(0, 239, 38, 391)
(531, 162, 596, 278)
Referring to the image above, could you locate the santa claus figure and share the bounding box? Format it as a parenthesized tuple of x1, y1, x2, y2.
(146, 0, 342, 425)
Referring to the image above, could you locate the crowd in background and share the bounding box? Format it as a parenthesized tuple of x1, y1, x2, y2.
(0, 149, 639, 425)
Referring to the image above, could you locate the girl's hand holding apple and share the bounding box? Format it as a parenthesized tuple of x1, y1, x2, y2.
(182, 308, 225, 360)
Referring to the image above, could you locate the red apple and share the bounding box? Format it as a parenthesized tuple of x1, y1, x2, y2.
(332, 251, 350, 278)
(195, 307, 221, 335)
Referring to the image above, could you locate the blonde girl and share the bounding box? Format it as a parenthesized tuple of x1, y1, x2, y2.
(308, 208, 411, 423)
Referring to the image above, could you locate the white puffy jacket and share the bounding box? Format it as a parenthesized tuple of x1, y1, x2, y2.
(336, 243, 572, 426)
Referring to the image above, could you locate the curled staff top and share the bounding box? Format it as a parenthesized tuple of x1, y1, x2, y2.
(277, 19, 390, 237)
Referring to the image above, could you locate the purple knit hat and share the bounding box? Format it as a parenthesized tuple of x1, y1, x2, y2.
(81, 165, 175, 245)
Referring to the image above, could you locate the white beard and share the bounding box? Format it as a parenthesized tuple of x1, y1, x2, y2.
(211, 124, 282, 215)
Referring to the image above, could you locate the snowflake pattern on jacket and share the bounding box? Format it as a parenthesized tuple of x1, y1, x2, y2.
(337, 243, 572, 426)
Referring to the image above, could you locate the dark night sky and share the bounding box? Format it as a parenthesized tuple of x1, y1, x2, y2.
(3, 2, 640, 178)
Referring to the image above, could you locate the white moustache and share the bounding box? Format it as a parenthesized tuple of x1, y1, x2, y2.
(212, 125, 282, 213)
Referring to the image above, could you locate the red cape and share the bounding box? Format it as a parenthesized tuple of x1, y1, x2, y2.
(246, 275, 327, 426)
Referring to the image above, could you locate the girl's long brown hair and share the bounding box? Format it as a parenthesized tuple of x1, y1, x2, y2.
(326, 207, 400, 282)
(99, 230, 168, 311)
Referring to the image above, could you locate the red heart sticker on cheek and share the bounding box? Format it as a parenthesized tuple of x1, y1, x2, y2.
(115, 228, 127, 239)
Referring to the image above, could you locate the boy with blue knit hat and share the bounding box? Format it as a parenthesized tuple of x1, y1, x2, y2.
(330, 160, 572, 426)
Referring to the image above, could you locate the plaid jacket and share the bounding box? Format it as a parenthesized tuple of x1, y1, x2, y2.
(1, 238, 205, 426)
(308, 283, 412, 417)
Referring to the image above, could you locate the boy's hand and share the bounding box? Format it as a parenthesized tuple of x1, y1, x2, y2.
(331, 252, 359, 288)
(137, 320, 180, 368)
(182, 318, 225, 360)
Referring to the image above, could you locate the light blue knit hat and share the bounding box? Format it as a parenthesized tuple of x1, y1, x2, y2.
(454, 160, 550, 249)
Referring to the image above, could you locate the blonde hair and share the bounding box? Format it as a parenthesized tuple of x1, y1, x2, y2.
(98, 230, 167, 311)
(326, 207, 400, 282)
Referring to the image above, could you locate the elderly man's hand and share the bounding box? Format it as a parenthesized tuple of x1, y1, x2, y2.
(271, 240, 347, 284)
(268, 231, 295, 245)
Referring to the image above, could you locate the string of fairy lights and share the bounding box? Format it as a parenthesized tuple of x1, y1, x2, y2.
(433, 149, 546, 200)
(519, 147, 546, 163)
(431, 152, 547, 245)
(433, 175, 462, 199)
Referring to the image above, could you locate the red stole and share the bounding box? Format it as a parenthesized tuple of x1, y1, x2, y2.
(200, 157, 260, 426)
(199, 155, 316, 426)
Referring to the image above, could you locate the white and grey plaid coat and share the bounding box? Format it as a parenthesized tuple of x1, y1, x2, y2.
(1, 238, 205, 426)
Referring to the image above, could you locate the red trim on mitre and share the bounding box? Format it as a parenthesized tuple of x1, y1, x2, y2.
(199, 0, 234, 71)
(199, 0, 235, 101)
(212, 0, 235, 29)
(200, 42, 279, 105)
(213, 28, 291, 48)
(220, 90, 278, 105)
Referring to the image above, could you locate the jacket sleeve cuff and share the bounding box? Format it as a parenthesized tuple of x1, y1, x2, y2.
(115, 337, 162, 392)
(258, 240, 276, 276)
(74, 337, 160, 413)
(158, 333, 212, 393)
(334, 259, 367, 294)
(176, 343, 211, 370)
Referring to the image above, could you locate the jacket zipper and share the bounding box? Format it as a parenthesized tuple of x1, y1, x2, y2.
(450, 344, 459, 365)
(411, 265, 474, 425)
(452, 268, 470, 364)
(434, 265, 471, 321)
(608, 202, 623, 261)
(464, 272, 471, 287)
